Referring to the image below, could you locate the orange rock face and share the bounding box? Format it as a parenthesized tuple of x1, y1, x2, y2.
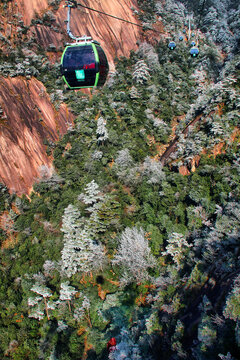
(15, 0, 49, 26)
(0, 77, 73, 194)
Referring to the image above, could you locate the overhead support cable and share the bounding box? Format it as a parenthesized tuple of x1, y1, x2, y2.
(65, 0, 164, 34)
(75, 1, 164, 33)
(76, 2, 143, 28)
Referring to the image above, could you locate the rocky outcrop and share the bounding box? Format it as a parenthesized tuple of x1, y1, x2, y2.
(10, 0, 49, 27)
(0, 77, 73, 194)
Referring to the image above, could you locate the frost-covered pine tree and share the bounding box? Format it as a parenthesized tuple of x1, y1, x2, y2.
(61, 227, 96, 277)
(78, 180, 102, 205)
(61, 204, 81, 237)
(78, 180, 105, 235)
(223, 274, 240, 322)
(74, 295, 92, 327)
(28, 283, 53, 320)
(59, 281, 77, 311)
(28, 297, 45, 321)
(132, 60, 150, 84)
(137, 42, 160, 71)
(162, 233, 192, 269)
(61, 198, 106, 277)
(79, 180, 118, 236)
(129, 86, 140, 99)
(142, 156, 166, 184)
(61, 204, 91, 277)
(43, 260, 57, 278)
(112, 227, 156, 285)
(96, 116, 108, 143)
(115, 149, 134, 169)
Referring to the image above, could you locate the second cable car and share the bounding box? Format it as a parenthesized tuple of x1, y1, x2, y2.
(61, 41, 109, 89)
(190, 47, 199, 57)
(168, 41, 176, 50)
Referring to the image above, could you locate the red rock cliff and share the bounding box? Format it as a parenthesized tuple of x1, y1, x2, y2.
(0, 77, 73, 194)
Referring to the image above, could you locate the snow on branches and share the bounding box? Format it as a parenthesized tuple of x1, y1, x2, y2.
(61, 181, 107, 277)
(162, 232, 192, 269)
(132, 60, 150, 84)
(112, 227, 156, 285)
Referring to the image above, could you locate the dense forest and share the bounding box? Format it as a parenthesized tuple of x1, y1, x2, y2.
(0, 0, 240, 359)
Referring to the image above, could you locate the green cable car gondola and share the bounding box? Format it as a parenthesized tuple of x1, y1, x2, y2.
(61, 41, 109, 89)
(61, 1, 109, 89)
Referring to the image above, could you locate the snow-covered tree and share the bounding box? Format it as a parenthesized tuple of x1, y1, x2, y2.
(223, 275, 240, 322)
(96, 116, 108, 143)
(137, 42, 160, 70)
(57, 320, 68, 333)
(78, 180, 102, 205)
(43, 260, 57, 278)
(74, 296, 92, 327)
(112, 227, 156, 285)
(132, 60, 150, 84)
(79, 180, 120, 235)
(59, 282, 77, 311)
(61, 187, 106, 277)
(129, 86, 140, 99)
(141, 156, 166, 184)
(61, 204, 81, 236)
(162, 232, 192, 269)
(60, 205, 90, 277)
(61, 227, 96, 277)
(115, 149, 134, 169)
(28, 283, 53, 320)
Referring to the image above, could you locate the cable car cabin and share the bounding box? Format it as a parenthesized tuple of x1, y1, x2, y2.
(179, 36, 184, 41)
(168, 41, 176, 50)
(61, 42, 109, 89)
(190, 47, 199, 57)
(191, 41, 196, 46)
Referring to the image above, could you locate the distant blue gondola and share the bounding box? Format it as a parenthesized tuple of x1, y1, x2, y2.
(183, 29, 186, 34)
(168, 41, 176, 50)
(191, 41, 196, 46)
(190, 47, 199, 57)
(179, 36, 184, 41)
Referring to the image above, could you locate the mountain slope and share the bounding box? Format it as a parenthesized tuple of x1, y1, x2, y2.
(0, 1, 240, 359)
(0, 77, 73, 194)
